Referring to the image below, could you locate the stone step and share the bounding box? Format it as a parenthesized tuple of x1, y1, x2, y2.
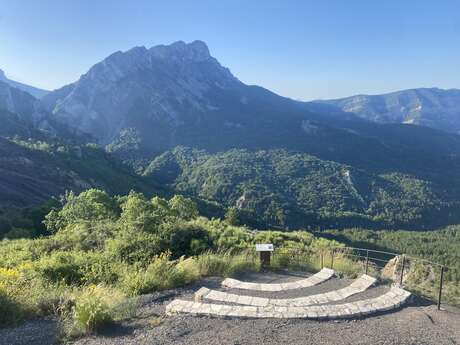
(221, 268, 334, 291)
(196, 274, 377, 307)
(166, 286, 411, 320)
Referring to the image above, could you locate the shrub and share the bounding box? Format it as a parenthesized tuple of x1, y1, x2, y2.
(270, 251, 317, 272)
(35, 251, 86, 285)
(79, 252, 127, 285)
(35, 250, 126, 287)
(167, 221, 212, 258)
(209, 224, 253, 252)
(105, 230, 165, 265)
(175, 257, 200, 284)
(119, 270, 146, 296)
(0, 268, 24, 325)
(224, 253, 260, 277)
(196, 251, 260, 277)
(0, 288, 23, 325)
(224, 207, 241, 226)
(64, 284, 130, 338)
(196, 252, 229, 276)
(331, 256, 362, 278)
(73, 287, 112, 334)
(53, 221, 118, 251)
(0, 266, 69, 324)
(254, 231, 315, 249)
(120, 253, 187, 295)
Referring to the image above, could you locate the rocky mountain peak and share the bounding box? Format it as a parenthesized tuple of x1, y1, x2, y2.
(42, 40, 242, 146)
(0, 69, 6, 80)
(80, 40, 218, 85)
(149, 40, 211, 62)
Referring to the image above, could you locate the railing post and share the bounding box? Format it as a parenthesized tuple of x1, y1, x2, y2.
(331, 249, 334, 269)
(400, 255, 406, 286)
(437, 266, 445, 311)
(365, 249, 369, 275)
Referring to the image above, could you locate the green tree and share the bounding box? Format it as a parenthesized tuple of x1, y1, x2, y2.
(44, 189, 117, 233)
(168, 195, 198, 220)
(118, 191, 158, 232)
(224, 207, 240, 226)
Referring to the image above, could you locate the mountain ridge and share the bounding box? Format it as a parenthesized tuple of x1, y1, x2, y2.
(41, 40, 244, 148)
(4, 40, 460, 230)
(316, 87, 460, 133)
(42, 41, 460, 171)
(0, 69, 49, 99)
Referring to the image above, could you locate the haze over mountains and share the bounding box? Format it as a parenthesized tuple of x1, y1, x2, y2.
(2, 40, 460, 229)
(0, 69, 49, 99)
(318, 88, 460, 134)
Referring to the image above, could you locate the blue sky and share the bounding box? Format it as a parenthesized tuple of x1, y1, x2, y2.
(1, 0, 459, 100)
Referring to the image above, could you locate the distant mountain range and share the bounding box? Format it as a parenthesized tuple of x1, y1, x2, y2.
(2, 40, 460, 229)
(39, 41, 460, 165)
(317, 88, 460, 134)
(42, 40, 342, 155)
(0, 69, 49, 99)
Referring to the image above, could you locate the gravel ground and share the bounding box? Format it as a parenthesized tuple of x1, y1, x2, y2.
(1, 273, 459, 345)
(0, 318, 58, 345)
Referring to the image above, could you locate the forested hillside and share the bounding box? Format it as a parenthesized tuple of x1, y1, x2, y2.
(0, 137, 163, 239)
(4, 42, 460, 232)
(144, 147, 459, 229)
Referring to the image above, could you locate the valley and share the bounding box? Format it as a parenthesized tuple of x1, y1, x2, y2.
(0, 38, 459, 345)
(2, 41, 460, 231)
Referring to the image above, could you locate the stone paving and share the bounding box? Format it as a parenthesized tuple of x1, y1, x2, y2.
(221, 268, 335, 291)
(166, 286, 411, 319)
(196, 274, 377, 307)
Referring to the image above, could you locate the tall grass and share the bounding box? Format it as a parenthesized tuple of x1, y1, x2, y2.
(270, 250, 319, 273)
(120, 253, 190, 296)
(196, 251, 260, 277)
(59, 284, 136, 339)
(0, 288, 23, 325)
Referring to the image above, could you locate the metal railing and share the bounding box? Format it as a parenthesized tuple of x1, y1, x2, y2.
(259, 246, 455, 310)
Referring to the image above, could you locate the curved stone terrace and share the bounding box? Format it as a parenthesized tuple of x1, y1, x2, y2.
(166, 286, 411, 319)
(197, 274, 377, 307)
(221, 267, 335, 291)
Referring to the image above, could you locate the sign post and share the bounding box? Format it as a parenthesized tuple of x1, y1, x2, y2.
(256, 244, 274, 270)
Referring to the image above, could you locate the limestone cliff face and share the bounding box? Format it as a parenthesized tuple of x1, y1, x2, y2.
(0, 80, 77, 138)
(42, 41, 244, 148)
(41, 41, 460, 176)
(0, 80, 37, 122)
